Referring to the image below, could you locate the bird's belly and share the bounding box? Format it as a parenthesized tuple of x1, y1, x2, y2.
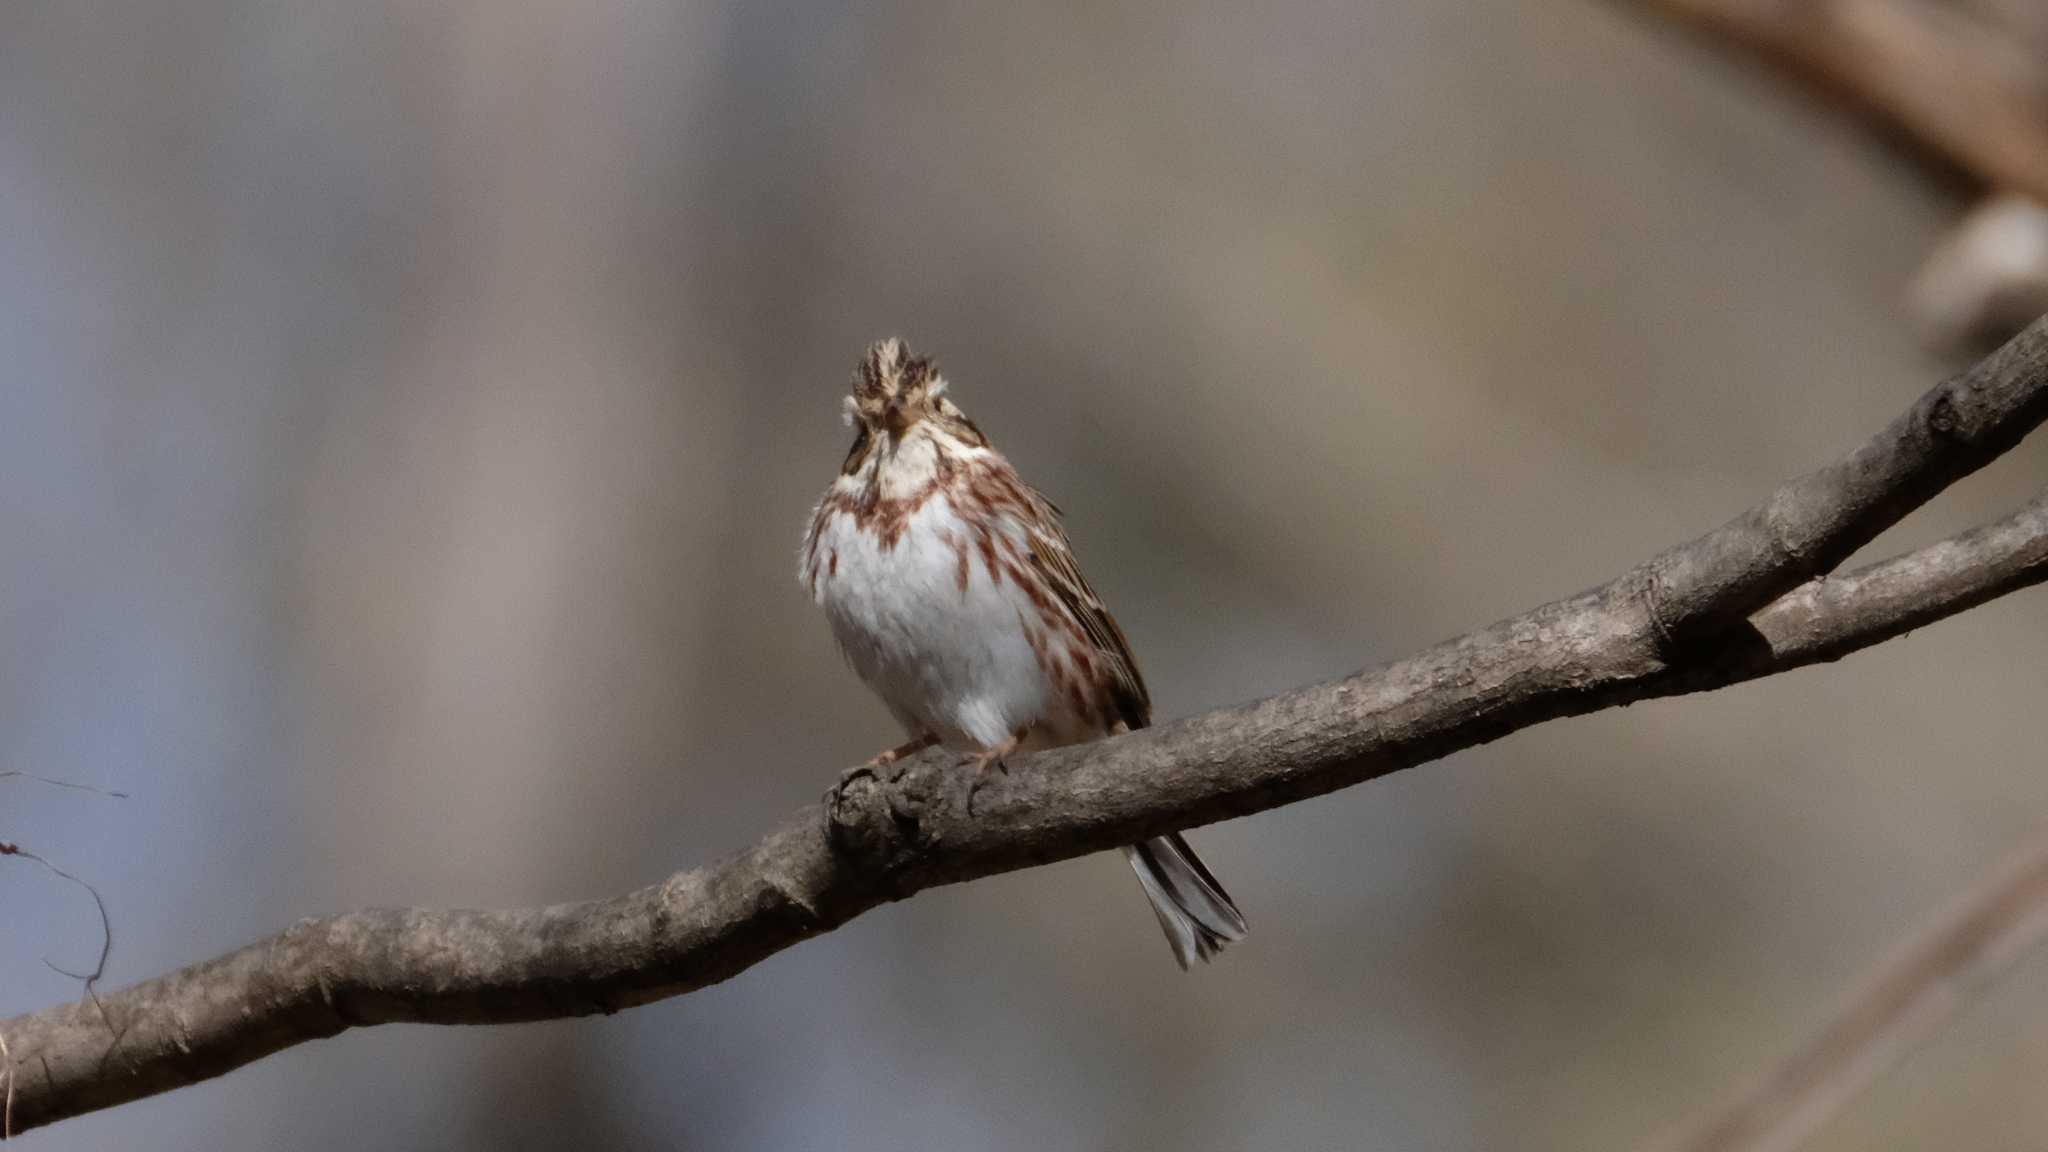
(809, 497, 1055, 749)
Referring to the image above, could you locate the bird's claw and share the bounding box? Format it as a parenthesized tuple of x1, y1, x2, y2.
(825, 760, 882, 807)
(824, 738, 927, 807)
(963, 752, 1010, 816)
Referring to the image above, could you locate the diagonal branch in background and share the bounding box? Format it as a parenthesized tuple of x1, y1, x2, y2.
(1644, 820, 2048, 1152)
(2, 318, 2047, 1134)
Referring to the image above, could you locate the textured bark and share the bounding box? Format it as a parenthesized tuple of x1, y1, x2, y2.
(5, 317, 2048, 1134)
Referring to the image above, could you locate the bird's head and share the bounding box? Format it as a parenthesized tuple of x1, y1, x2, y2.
(840, 337, 985, 474)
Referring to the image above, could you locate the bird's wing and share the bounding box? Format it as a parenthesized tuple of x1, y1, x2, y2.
(1023, 486, 1153, 730)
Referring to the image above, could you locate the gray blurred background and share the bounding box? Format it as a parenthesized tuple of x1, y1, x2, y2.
(5, 2, 2048, 1149)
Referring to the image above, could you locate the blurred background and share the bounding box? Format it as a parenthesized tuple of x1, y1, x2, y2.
(5, 1, 2048, 1148)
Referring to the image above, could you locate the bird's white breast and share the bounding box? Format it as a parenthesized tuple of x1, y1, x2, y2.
(804, 490, 1055, 750)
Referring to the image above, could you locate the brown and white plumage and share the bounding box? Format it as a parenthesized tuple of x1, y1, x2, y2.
(801, 338, 1246, 968)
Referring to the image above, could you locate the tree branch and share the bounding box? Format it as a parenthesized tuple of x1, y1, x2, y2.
(4, 318, 2048, 1134)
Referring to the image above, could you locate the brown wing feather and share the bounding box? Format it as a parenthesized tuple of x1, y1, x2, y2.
(1022, 488, 1152, 730)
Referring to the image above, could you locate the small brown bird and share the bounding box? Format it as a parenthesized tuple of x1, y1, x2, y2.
(800, 338, 1246, 968)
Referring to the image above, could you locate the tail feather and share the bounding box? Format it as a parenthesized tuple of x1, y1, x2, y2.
(1124, 833, 1247, 970)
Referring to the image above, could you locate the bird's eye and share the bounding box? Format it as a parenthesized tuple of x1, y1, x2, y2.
(840, 426, 872, 474)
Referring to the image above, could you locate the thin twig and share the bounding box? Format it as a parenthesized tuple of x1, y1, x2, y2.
(0, 772, 128, 800)
(0, 317, 2045, 1134)
(0, 843, 113, 998)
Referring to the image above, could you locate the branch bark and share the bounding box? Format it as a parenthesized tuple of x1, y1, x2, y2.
(5, 318, 2048, 1134)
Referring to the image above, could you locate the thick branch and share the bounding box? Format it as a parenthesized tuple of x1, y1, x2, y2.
(5, 319, 2048, 1133)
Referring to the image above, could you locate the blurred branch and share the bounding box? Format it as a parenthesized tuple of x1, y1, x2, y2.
(1912, 195, 2048, 351)
(1645, 823, 2048, 1152)
(1623, 0, 2048, 202)
(3, 318, 2048, 1134)
(1620, 0, 2048, 348)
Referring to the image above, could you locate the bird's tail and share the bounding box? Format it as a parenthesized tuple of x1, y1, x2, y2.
(1124, 833, 1247, 970)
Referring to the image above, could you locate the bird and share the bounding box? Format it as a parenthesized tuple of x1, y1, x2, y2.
(800, 337, 1247, 968)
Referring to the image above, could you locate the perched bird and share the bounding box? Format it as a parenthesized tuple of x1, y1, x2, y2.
(800, 338, 1247, 968)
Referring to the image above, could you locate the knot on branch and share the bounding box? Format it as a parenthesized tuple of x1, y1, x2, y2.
(1634, 563, 1682, 655)
(1626, 555, 1784, 672)
(1927, 390, 1961, 439)
(823, 753, 951, 887)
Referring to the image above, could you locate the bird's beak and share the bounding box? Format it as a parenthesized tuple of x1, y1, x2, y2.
(883, 403, 913, 442)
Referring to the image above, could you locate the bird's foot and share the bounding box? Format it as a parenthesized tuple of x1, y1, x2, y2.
(825, 734, 939, 805)
(963, 733, 1024, 816)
